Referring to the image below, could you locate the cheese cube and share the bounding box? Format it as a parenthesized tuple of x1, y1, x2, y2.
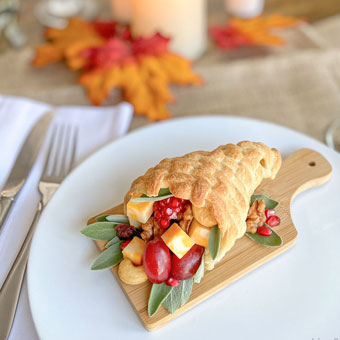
(128, 216, 141, 229)
(161, 223, 195, 259)
(126, 200, 154, 224)
(122, 237, 146, 266)
(189, 219, 210, 248)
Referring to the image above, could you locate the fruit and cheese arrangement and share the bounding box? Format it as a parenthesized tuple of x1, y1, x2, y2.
(81, 141, 283, 317)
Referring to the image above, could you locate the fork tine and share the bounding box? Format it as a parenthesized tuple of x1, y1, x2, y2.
(42, 123, 78, 182)
(41, 125, 58, 178)
(59, 125, 78, 179)
(51, 125, 65, 178)
(69, 126, 78, 171)
(59, 125, 70, 179)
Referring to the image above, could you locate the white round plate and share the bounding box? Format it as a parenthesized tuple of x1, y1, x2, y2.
(28, 116, 340, 340)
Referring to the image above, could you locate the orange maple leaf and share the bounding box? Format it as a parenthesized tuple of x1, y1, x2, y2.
(79, 53, 202, 120)
(32, 18, 104, 68)
(230, 14, 303, 46)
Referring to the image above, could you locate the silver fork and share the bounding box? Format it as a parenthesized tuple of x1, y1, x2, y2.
(0, 124, 78, 340)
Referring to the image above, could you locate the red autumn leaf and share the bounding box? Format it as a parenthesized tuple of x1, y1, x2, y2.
(210, 25, 253, 50)
(81, 38, 133, 69)
(92, 21, 116, 39)
(116, 26, 133, 41)
(132, 32, 170, 56)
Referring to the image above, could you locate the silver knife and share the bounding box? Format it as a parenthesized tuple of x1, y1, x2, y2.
(0, 112, 54, 233)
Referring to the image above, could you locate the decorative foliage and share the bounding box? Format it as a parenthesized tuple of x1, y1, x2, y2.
(33, 18, 105, 68)
(210, 14, 303, 50)
(32, 19, 202, 121)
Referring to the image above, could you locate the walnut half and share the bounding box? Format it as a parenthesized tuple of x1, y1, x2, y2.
(246, 199, 266, 233)
(141, 216, 163, 242)
(179, 204, 193, 234)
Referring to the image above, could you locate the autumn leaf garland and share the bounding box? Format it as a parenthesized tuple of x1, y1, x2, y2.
(33, 15, 302, 120)
(32, 18, 202, 121)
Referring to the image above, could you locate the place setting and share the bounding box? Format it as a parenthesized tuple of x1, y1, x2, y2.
(1, 0, 340, 339)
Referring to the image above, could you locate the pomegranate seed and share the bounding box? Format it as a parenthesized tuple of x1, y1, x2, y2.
(257, 226, 272, 236)
(169, 212, 178, 220)
(266, 215, 281, 227)
(153, 196, 190, 227)
(166, 277, 180, 287)
(120, 239, 131, 250)
(265, 209, 275, 218)
(171, 198, 179, 208)
(160, 218, 170, 229)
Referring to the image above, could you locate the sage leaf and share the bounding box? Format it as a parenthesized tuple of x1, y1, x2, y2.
(246, 223, 282, 247)
(251, 194, 279, 209)
(81, 222, 117, 241)
(180, 279, 193, 307)
(91, 242, 123, 270)
(162, 287, 181, 314)
(96, 214, 109, 222)
(105, 236, 121, 248)
(148, 283, 173, 317)
(209, 225, 220, 260)
(130, 187, 173, 203)
(194, 256, 205, 284)
(162, 279, 193, 314)
(106, 214, 129, 224)
(157, 188, 172, 196)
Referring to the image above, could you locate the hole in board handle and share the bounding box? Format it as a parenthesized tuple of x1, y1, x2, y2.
(308, 161, 316, 167)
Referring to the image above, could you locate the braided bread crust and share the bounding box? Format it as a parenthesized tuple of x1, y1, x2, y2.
(124, 141, 281, 270)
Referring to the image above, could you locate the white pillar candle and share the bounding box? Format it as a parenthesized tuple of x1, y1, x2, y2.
(131, 0, 207, 60)
(111, 0, 132, 23)
(225, 0, 264, 18)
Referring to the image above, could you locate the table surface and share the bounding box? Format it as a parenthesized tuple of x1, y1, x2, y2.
(1, 0, 340, 143)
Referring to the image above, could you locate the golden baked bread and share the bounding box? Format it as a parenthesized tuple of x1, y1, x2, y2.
(124, 141, 282, 270)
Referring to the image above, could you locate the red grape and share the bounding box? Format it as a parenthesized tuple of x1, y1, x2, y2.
(143, 239, 171, 283)
(171, 244, 204, 280)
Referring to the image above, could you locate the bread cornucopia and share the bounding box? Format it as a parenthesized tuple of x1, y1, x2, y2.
(82, 141, 283, 316)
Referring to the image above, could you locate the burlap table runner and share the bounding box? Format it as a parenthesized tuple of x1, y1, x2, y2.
(1, 10, 340, 143)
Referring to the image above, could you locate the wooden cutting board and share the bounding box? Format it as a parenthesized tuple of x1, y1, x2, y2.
(87, 148, 332, 331)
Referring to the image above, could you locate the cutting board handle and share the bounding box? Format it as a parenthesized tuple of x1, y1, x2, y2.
(271, 148, 332, 203)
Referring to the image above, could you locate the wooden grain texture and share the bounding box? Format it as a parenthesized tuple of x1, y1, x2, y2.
(88, 148, 332, 331)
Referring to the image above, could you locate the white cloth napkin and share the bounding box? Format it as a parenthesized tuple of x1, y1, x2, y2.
(0, 95, 133, 340)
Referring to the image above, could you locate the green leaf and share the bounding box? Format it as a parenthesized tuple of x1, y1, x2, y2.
(179, 279, 193, 307)
(209, 225, 220, 260)
(162, 279, 193, 314)
(105, 236, 121, 248)
(96, 214, 109, 222)
(194, 256, 205, 284)
(91, 242, 123, 270)
(81, 222, 117, 241)
(157, 188, 172, 196)
(246, 223, 282, 247)
(251, 194, 279, 209)
(130, 187, 174, 202)
(148, 283, 173, 317)
(106, 214, 129, 224)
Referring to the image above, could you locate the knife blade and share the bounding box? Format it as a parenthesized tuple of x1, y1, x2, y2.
(0, 111, 54, 232)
